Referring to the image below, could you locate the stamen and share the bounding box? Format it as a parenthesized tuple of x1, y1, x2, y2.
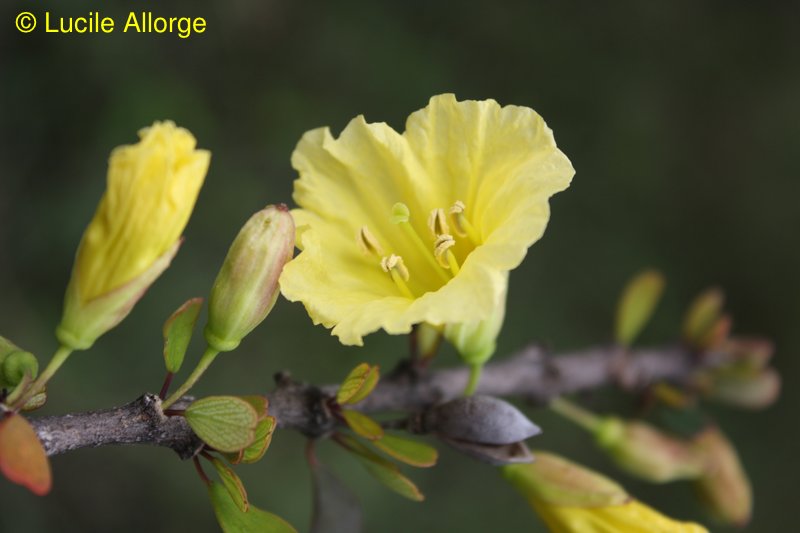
(391, 202, 450, 284)
(381, 254, 414, 298)
(449, 200, 480, 244)
(357, 226, 384, 256)
(433, 234, 460, 274)
(427, 208, 450, 238)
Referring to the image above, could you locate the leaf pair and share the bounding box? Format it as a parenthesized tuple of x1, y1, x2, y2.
(186, 395, 275, 462)
(335, 363, 439, 501)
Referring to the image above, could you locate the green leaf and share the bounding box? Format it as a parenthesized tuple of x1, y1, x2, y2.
(310, 461, 363, 533)
(338, 435, 424, 501)
(225, 416, 276, 465)
(209, 456, 249, 512)
(683, 288, 724, 345)
(336, 363, 369, 404)
(21, 390, 47, 412)
(163, 297, 203, 373)
(0, 414, 51, 495)
(237, 395, 269, 419)
(185, 396, 258, 452)
(372, 434, 438, 467)
(346, 365, 379, 405)
(615, 269, 665, 346)
(342, 410, 383, 441)
(208, 481, 297, 533)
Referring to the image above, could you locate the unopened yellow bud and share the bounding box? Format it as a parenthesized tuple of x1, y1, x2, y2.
(204, 205, 295, 352)
(502, 452, 709, 533)
(57, 121, 209, 350)
(444, 280, 507, 367)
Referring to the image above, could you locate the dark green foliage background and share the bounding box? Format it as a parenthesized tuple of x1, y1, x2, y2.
(1, 1, 797, 531)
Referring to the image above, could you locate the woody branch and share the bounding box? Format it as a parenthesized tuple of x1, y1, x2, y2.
(30, 343, 713, 459)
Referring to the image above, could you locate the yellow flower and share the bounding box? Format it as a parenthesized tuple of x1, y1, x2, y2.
(56, 121, 210, 350)
(503, 452, 709, 533)
(280, 94, 574, 364)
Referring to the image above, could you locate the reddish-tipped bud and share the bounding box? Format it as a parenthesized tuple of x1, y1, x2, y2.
(595, 418, 705, 483)
(692, 426, 752, 527)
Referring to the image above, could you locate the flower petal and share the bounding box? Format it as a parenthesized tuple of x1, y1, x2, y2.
(405, 94, 574, 269)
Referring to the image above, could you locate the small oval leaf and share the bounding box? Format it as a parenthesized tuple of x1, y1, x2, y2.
(346, 366, 380, 405)
(163, 298, 203, 373)
(0, 414, 51, 495)
(21, 391, 47, 412)
(615, 269, 665, 346)
(238, 395, 269, 420)
(226, 416, 276, 465)
(185, 396, 258, 452)
(336, 363, 370, 404)
(342, 410, 384, 441)
(210, 456, 249, 512)
(337, 435, 423, 501)
(683, 288, 724, 345)
(208, 481, 297, 533)
(372, 434, 438, 468)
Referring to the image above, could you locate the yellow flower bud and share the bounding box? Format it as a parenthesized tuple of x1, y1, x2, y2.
(56, 122, 209, 350)
(204, 205, 295, 352)
(503, 452, 709, 533)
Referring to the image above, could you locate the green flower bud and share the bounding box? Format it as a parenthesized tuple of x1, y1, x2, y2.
(444, 281, 507, 367)
(0, 336, 39, 388)
(595, 418, 706, 483)
(204, 205, 295, 352)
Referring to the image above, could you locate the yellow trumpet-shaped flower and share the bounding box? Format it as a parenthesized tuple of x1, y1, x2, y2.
(503, 452, 709, 533)
(57, 121, 210, 350)
(280, 94, 574, 367)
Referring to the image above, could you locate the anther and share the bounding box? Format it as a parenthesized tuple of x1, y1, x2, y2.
(448, 200, 480, 244)
(428, 208, 450, 238)
(381, 254, 413, 298)
(433, 234, 460, 274)
(380, 254, 409, 281)
(357, 226, 384, 256)
(391, 202, 450, 283)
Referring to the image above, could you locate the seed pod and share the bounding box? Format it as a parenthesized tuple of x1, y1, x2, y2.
(423, 395, 541, 445)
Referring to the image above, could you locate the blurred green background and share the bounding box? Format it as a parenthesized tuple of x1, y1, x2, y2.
(1, 1, 798, 531)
